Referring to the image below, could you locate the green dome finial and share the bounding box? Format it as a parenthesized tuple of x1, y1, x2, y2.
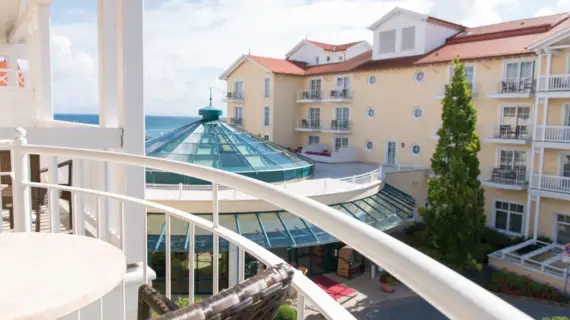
(199, 87, 222, 121)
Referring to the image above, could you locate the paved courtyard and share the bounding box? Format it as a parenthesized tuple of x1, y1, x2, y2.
(302, 272, 570, 320)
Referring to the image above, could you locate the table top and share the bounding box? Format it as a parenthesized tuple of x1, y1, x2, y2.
(0, 233, 126, 320)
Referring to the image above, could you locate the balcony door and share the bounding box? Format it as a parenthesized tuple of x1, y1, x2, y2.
(334, 107, 350, 129)
(336, 76, 350, 90)
(498, 149, 527, 172)
(450, 65, 475, 90)
(564, 104, 570, 126)
(234, 80, 244, 98)
(309, 79, 321, 98)
(501, 106, 531, 137)
(234, 106, 243, 119)
(308, 108, 320, 128)
(385, 141, 397, 165)
(505, 61, 534, 91)
(334, 136, 349, 152)
(555, 214, 570, 245)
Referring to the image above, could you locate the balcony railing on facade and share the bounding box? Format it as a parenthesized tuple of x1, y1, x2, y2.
(224, 91, 245, 102)
(531, 173, 570, 194)
(0, 129, 532, 320)
(534, 125, 570, 143)
(0, 68, 28, 88)
(297, 89, 323, 102)
(537, 74, 570, 92)
(482, 168, 528, 190)
(484, 124, 532, 144)
(229, 117, 244, 128)
(296, 89, 353, 102)
(295, 119, 321, 131)
(323, 120, 351, 132)
(326, 88, 352, 101)
(487, 79, 535, 98)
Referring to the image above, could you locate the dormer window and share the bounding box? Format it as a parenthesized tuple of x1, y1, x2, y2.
(401, 26, 415, 51)
(315, 56, 320, 64)
(339, 56, 343, 61)
(379, 29, 396, 53)
(327, 56, 331, 62)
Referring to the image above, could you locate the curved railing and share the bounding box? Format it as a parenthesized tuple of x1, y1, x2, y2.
(8, 136, 532, 319)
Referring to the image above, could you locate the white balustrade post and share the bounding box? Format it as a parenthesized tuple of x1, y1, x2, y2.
(72, 159, 85, 235)
(296, 293, 305, 320)
(542, 97, 549, 141)
(533, 196, 541, 240)
(212, 183, 219, 294)
(524, 194, 532, 238)
(538, 147, 545, 188)
(48, 156, 60, 233)
(188, 223, 195, 304)
(11, 128, 31, 232)
(178, 183, 183, 200)
(323, 179, 327, 192)
(352, 176, 356, 188)
(228, 244, 238, 287)
(33, 3, 54, 121)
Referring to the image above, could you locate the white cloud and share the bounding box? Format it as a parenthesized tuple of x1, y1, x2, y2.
(50, 0, 434, 116)
(535, 6, 556, 17)
(459, 0, 519, 26)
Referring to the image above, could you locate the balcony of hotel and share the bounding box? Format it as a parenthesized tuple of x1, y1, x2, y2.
(321, 120, 351, 133)
(531, 173, 570, 197)
(537, 74, 570, 97)
(434, 83, 478, 100)
(223, 91, 245, 102)
(296, 89, 353, 103)
(487, 79, 535, 99)
(534, 125, 570, 147)
(229, 117, 244, 128)
(301, 143, 358, 163)
(481, 168, 528, 191)
(483, 124, 532, 144)
(295, 119, 322, 132)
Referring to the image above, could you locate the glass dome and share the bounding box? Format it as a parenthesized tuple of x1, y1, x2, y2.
(145, 105, 314, 185)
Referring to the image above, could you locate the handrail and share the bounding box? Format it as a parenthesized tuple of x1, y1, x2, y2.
(21, 143, 532, 319)
(26, 181, 350, 319)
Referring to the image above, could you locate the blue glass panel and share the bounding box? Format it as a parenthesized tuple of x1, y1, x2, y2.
(304, 219, 337, 243)
(219, 154, 252, 170)
(236, 214, 268, 247)
(278, 212, 318, 245)
(192, 155, 220, 168)
(195, 144, 219, 155)
(259, 213, 293, 248)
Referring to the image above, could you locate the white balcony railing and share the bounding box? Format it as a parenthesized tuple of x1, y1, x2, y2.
(534, 125, 570, 142)
(489, 79, 535, 96)
(531, 173, 570, 194)
(224, 91, 244, 101)
(0, 68, 28, 88)
(296, 119, 321, 130)
(296, 90, 323, 101)
(537, 74, 570, 92)
(1, 129, 532, 320)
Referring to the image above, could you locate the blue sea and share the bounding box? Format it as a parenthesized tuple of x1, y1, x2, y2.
(54, 114, 201, 139)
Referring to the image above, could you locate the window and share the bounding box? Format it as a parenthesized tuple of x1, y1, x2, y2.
(556, 214, 570, 245)
(234, 106, 243, 119)
(308, 136, 320, 145)
(263, 135, 269, 141)
(263, 105, 270, 127)
(234, 80, 244, 99)
(414, 71, 425, 83)
(368, 76, 376, 85)
(366, 141, 374, 152)
(315, 56, 320, 65)
(450, 65, 475, 91)
(562, 154, 570, 178)
(385, 141, 396, 164)
(308, 107, 320, 128)
(327, 56, 331, 62)
(264, 78, 270, 98)
(501, 106, 531, 135)
(309, 79, 322, 98)
(411, 144, 421, 156)
(412, 107, 423, 120)
(494, 201, 524, 235)
(401, 26, 416, 51)
(336, 76, 350, 90)
(379, 29, 396, 53)
(504, 61, 534, 92)
(339, 56, 343, 61)
(499, 149, 527, 171)
(564, 104, 570, 126)
(334, 136, 349, 151)
(367, 108, 375, 119)
(335, 107, 350, 130)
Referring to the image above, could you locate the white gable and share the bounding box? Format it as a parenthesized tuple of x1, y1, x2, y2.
(286, 40, 370, 66)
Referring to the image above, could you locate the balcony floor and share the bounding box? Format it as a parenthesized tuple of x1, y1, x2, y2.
(1, 199, 72, 233)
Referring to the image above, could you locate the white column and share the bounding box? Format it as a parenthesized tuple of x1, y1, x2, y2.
(524, 193, 532, 238)
(11, 129, 31, 232)
(536, 53, 543, 91)
(6, 54, 18, 87)
(538, 147, 545, 185)
(533, 195, 541, 240)
(228, 244, 239, 287)
(33, 3, 53, 122)
(542, 97, 549, 141)
(546, 52, 553, 77)
(116, 0, 145, 264)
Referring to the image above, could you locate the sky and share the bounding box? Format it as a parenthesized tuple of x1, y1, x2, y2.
(48, 0, 570, 116)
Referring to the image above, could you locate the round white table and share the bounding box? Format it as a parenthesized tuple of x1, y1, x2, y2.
(0, 233, 126, 319)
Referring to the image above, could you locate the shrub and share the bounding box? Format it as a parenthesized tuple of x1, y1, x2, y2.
(489, 270, 567, 302)
(275, 304, 297, 320)
(543, 317, 569, 320)
(481, 228, 512, 249)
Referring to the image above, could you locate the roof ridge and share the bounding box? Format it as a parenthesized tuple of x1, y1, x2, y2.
(466, 12, 567, 30)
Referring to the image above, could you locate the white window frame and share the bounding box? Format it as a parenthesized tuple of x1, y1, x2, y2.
(308, 77, 323, 94)
(414, 71, 425, 83)
(492, 200, 525, 236)
(307, 135, 320, 145)
(368, 75, 376, 85)
(384, 140, 397, 164)
(333, 136, 349, 152)
(263, 134, 270, 141)
(335, 76, 351, 90)
(263, 105, 270, 127)
(499, 104, 533, 126)
(365, 141, 374, 152)
(552, 212, 570, 245)
(378, 29, 396, 53)
(410, 144, 421, 157)
(366, 107, 376, 119)
(333, 106, 350, 120)
(401, 26, 416, 51)
(307, 107, 321, 128)
(502, 58, 535, 83)
(495, 147, 528, 176)
(559, 152, 570, 177)
(412, 107, 423, 120)
(448, 63, 476, 87)
(264, 77, 270, 98)
(563, 103, 570, 126)
(315, 56, 320, 65)
(234, 106, 243, 119)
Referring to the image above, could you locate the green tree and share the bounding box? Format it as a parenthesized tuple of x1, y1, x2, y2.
(419, 57, 486, 270)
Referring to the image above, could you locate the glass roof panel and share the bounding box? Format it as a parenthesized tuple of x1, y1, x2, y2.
(259, 213, 293, 248)
(219, 214, 238, 233)
(278, 212, 317, 245)
(192, 155, 220, 168)
(236, 214, 268, 247)
(245, 155, 278, 170)
(196, 145, 219, 155)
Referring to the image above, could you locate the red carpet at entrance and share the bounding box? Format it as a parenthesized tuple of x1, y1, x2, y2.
(311, 275, 356, 300)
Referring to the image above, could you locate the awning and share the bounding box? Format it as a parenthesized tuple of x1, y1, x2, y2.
(147, 183, 416, 252)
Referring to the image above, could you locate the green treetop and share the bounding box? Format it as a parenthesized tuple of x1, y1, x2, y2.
(419, 57, 486, 270)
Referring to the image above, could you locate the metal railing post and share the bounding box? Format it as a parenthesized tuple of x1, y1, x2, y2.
(213, 183, 219, 294)
(11, 128, 31, 232)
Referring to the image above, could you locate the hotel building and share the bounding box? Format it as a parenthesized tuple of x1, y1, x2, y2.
(221, 7, 570, 288)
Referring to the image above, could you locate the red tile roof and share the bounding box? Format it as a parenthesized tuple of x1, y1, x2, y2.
(242, 12, 570, 76)
(307, 40, 363, 52)
(247, 55, 306, 75)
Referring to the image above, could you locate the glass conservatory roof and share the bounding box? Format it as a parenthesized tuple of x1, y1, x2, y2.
(147, 184, 416, 252)
(145, 120, 312, 174)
